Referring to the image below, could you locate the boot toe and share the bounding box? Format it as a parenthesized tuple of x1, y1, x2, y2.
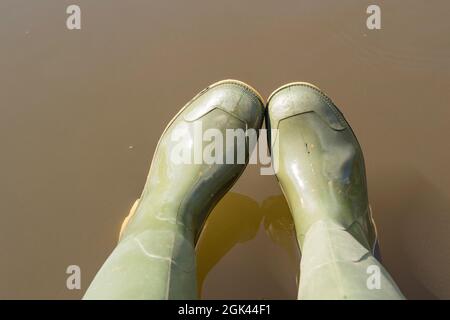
(183, 79, 265, 130)
(267, 82, 347, 132)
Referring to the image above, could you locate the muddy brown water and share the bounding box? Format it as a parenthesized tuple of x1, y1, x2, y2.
(1, 0, 449, 299)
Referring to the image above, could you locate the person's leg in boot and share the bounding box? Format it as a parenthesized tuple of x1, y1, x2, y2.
(266, 83, 404, 300)
(84, 80, 265, 299)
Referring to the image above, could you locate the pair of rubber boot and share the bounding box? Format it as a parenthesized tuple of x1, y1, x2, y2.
(84, 80, 405, 300)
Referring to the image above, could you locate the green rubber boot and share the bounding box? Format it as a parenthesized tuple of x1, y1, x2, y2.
(266, 82, 404, 300)
(84, 80, 265, 299)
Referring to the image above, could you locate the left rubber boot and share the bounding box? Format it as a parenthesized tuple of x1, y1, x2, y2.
(84, 80, 264, 299)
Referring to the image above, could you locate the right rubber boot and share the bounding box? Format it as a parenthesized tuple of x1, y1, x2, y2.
(266, 82, 404, 299)
(84, 80, 265, 299)
(266, 82, 376, 251)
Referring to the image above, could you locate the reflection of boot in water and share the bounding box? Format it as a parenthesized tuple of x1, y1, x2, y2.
(196, 192, 299, 298)
(83, 80, 264, 299)
(195, 192, 262, 297)
(261, 195, 299, 280)
(266, 82, 405, 299)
